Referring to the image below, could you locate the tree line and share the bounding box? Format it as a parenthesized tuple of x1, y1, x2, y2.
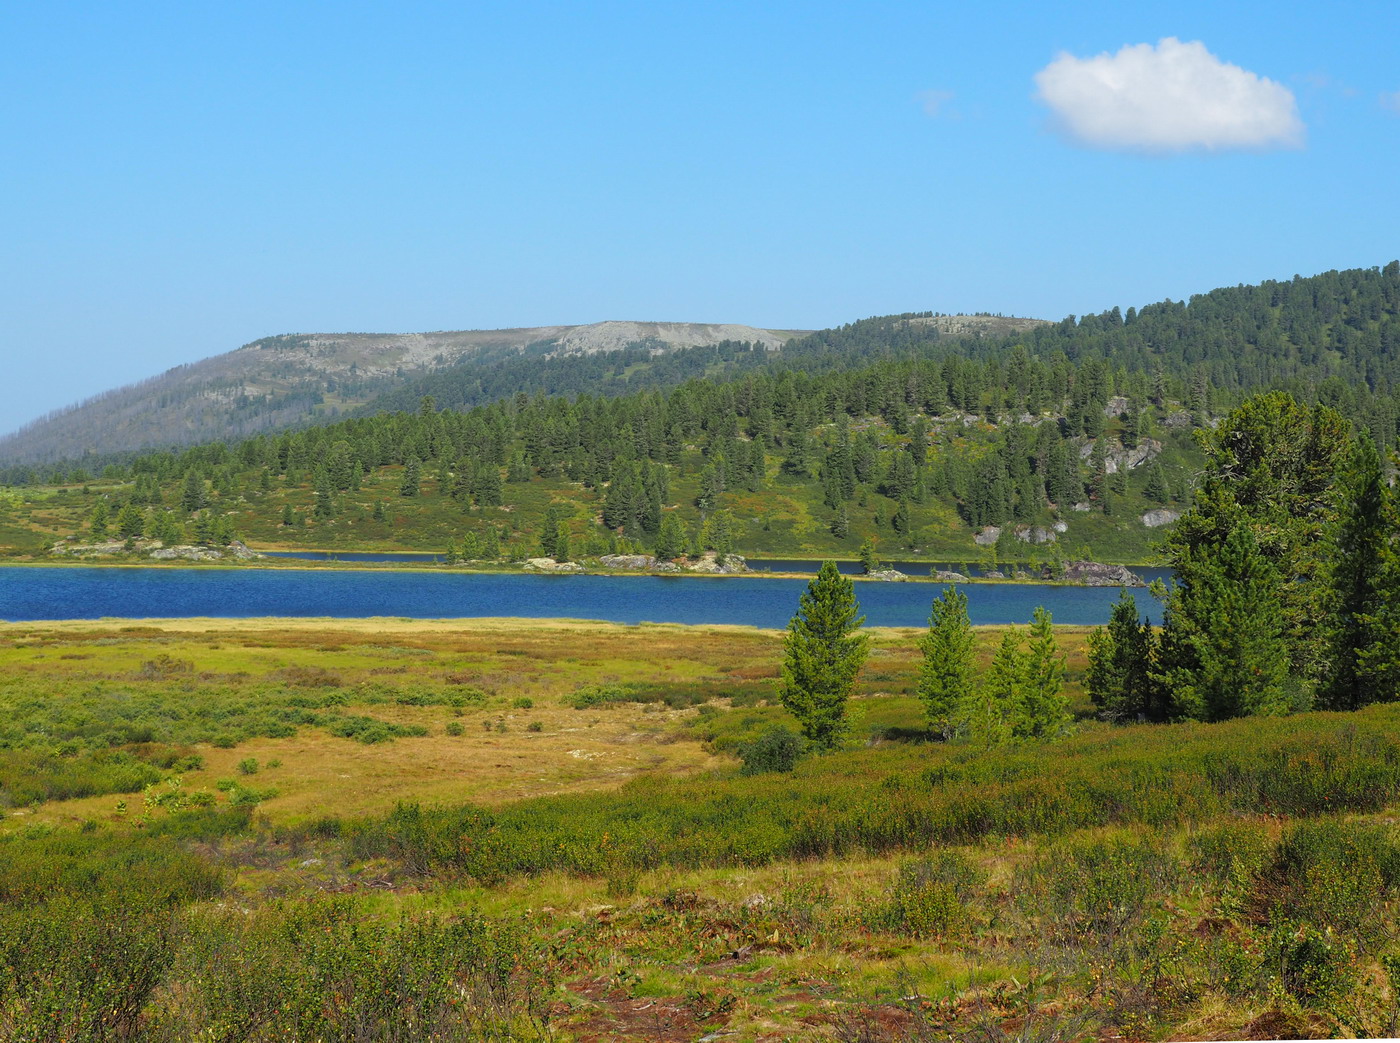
(1088, 390, 1400, 722)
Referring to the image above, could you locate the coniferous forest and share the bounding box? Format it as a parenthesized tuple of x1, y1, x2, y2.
(4, 263, 1400, 569)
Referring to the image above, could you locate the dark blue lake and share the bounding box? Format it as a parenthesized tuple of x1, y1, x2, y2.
(0, 566, 1163, 627)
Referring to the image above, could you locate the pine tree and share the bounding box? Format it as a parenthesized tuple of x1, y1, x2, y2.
(779, 562, 868, 750)
(1087, 590, 1159, 721)
(830, 505, 849, 540)
(473, 466, 503, 508)
(1143, 463, 1170, 503)
(88, 501, 110, 539)
(180, 470, 206, 513)
(115, 500, 145, 539)
(858, 537, 881, 574)
(967, 629, 1022, 746)
(702, 509, 735, 562)
(1018, 607, 1070, 739)
(399, 457, 421, 498)
(918, 586, 976, 740)
(654, 513, 688, 561)
(1321, 432, 1394, 710)
(1155, 524, 1292, 721)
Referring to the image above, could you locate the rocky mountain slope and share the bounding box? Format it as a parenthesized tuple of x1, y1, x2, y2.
(0, 321, 803, 464)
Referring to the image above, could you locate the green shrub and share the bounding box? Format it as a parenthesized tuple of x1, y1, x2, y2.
(736, 726, 805, 775)
(445, 721, 464, 737)
(236, 757, 259, 775)
(527, 721, 544, 733)
(871, 850, 982, 937)
(1189, 821, 1273, 895)
(512, 697, 533, 709)
(1252, 818, 1400, 949)
(1018, 833, 1177, 949)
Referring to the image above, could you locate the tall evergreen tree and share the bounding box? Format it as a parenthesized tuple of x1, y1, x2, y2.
(779, 562, 868, 750)
(967, 628, 1022, 746)
(1087, 590, 1160, 721)
(1321, 432, 1394, 710)
(1155, 524, 1293, 721)
(918, 586, 976, 740)
(1019, 607, 1070, 739)
(399, 457, 421, 498)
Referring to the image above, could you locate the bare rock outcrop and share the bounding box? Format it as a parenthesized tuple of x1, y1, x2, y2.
(687, 553, 749, 574)
(1060, 561, 1145, 587)
(523, 557, 585, 573)
(1140, 509, 1182, 528)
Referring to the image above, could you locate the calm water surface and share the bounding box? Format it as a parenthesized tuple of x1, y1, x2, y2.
(0, 565, 1163, 627)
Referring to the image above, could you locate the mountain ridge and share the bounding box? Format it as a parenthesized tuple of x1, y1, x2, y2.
(0, 320, 809, 464)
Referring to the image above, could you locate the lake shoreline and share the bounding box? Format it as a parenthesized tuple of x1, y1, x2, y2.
(4, 553, 1161, 588)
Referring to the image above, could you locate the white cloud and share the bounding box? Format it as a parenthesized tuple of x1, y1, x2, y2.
(1033, 37, 1303, 153)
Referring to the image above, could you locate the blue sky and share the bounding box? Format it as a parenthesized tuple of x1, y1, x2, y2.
(3, 1, 1398, 435)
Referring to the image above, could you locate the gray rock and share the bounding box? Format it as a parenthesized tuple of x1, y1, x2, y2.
(932, 571, 969, 583)
(1161, 410, 1194, 429)
(149, 545, 223, 561)
(1052, 520, 1069, 533)
(598, 554, 658, 570)
(523, 557, 585, 573)
(686, 552, 749, 574)
(973, 526, 1001, 546)
(1016, 525, 1057, 545)
(983, 570, 1006, 579)
(1140, 508, 1182, 528)
(1079, 437, 1162, 474)
(865, 569, 908, 582)
(1061, 560, 1145, 587)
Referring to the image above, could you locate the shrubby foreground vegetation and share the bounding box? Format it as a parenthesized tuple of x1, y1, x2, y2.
(3, 614, 1400, 1040)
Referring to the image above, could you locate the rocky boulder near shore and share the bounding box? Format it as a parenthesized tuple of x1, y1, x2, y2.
(1059, 561, 1145, 587)
(522, 557, 585, 573)
(686, 553, 749, 574)
(865, 569, 908, 582)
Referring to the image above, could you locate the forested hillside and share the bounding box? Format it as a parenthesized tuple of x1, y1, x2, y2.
(3, 263, 1399, 564)
(0, 321, 802, 465)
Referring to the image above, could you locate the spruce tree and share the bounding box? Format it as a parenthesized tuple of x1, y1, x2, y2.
(1087, 590, 1159, 721)
(918, 586, 976, 740)
(1323, 432, 1396, 709)
(779, 561, 868, 750)
(399, 457, 421, 498)
(1019, 607, 1070, 739)
(88, 501, 110, 539)
(967, 628, 1022, 746)
(1155, 524, 1292, 721)
(858, 537, 881, 574)
(654, 513, 688, 561)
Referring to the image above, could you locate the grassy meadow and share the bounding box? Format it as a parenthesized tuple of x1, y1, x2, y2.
(3, 618, 1400, 1040)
